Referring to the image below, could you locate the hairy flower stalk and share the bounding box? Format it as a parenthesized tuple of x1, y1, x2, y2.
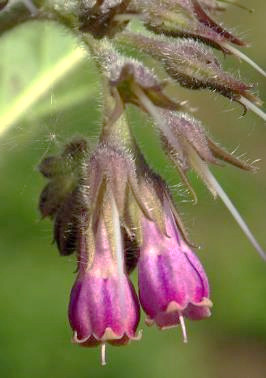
(26, 0, 266, 364)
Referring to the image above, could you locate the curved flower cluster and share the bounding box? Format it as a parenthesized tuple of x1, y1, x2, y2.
(9, 0, 261, 365)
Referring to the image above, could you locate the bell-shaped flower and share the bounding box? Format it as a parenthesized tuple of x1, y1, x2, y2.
(69, 216, 141, 351)
(138, 193, 212, 338)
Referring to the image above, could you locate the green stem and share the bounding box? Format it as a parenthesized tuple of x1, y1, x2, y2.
(99, 78, 135, 149)
(82, 34, 137, 150)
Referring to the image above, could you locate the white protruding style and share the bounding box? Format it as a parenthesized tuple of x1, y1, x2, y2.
(179, 314, 188, 344)
(101, 343, 107, 366)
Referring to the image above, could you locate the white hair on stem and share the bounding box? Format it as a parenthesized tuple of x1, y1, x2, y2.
(239, 97, 266, 122)
(221, 43, 266, 77)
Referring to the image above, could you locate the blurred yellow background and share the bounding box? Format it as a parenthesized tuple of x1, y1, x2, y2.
(0, 1, 265, 377)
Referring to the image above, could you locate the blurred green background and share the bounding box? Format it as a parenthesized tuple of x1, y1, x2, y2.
(0, 1, 265, 377)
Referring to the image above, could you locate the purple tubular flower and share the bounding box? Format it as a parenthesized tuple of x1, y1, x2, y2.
(138, 197, 212, 337)
(68, 219, 141, 348)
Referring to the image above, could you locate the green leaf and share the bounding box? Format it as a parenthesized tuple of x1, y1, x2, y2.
(0, 21, 98, 138)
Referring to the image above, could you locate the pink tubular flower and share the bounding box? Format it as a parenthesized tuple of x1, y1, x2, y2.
(68, 219, 141, 357)
(138, 197, 212, 340)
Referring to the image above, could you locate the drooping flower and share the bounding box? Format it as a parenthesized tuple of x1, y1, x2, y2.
(136, 174, 212, 339)
(69, 216, 141, 353)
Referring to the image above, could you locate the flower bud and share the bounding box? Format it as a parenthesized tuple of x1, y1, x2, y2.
(110, 58, 181, 109)
(39, 181, 66, 219)
(53, 189, 82, 256)
(101, 50, 182, 111)
(158, 110, 255, 196)
(162, 110, 254, 170)
(39, 156, 61, 179)
(130, 0, 244, 50)
(39, 138, 89, 219)
(119, 33, 259, 104)
(39, 138, 89, 255)
(86, 142, 151, 231)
